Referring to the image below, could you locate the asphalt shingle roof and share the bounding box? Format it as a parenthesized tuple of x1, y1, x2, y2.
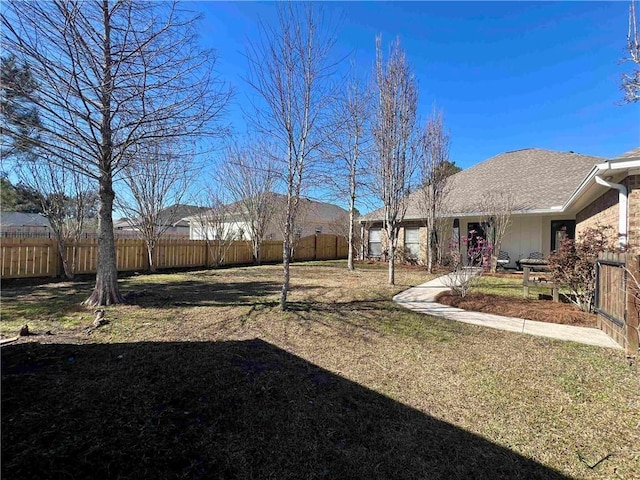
(0, 212, 51, 228)
(203, 192, 347, 223)
(615, 147, 640, 160)
(363, 148, 605, 222)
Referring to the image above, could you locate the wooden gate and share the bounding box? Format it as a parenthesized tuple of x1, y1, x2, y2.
(595, 252, 639, 353)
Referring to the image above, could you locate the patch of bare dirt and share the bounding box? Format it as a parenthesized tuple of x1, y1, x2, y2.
(435, 291, 597, 327)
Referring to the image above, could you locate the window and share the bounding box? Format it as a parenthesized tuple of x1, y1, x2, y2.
(369, 228, 382, 257)
(404, 227, 420, 259)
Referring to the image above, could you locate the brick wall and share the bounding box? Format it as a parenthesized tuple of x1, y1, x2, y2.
(575, 188, 619, 238)
(576, 175, 640, 250)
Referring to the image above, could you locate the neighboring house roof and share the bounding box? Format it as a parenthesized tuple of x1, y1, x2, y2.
(157, 204, 209, 226)
(362, 148, 606, 222)
(188, 192, 348, 225)
(0, 212, 51, 229)
(113, 217, 134, 229)
(117, 204, 208, 229)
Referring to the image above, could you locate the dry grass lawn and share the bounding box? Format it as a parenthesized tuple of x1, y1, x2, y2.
(1, 261, 639, 479)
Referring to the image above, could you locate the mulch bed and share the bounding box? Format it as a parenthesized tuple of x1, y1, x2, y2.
(435, 291, 598, 327)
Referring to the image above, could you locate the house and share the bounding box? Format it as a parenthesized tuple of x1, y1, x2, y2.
(360, 148, 637, 267)
(187, 193, 349, 241)
(561, 147, 640, 350)
(567, 147, 640, 250)
(0, 212, 52, 237)
(114, 204, 209, 238)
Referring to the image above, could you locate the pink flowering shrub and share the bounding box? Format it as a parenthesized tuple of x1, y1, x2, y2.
(445, 230, 493, 297)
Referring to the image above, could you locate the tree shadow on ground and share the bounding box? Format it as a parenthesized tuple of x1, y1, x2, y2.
(2, 339, 570, 480)
(123, 279, 285, 308)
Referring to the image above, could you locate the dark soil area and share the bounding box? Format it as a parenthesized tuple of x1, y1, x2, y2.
(436, 291, 598, 327)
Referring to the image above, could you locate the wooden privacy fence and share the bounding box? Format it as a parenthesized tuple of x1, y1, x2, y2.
(0, 234, 349, 280)
(595, 252, 640, 353)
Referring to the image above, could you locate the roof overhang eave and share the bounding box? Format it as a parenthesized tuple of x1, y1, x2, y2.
(563, 158, 640, 211)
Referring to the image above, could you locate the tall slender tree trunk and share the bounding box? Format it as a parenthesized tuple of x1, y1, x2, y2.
(253, 238, 261, 266)
(146, 240, 156, 273)
(281, 190, 295, 310)
(85, 2, 123, 306)
(388, 241, 396, 285)
(347, 157, 357, 271)
(55, 236, 73, 280)
(426, 215, 434, 274)
(281, 235, 291, 309)
(85, 176, 124, 305)
(347, 198, 355, 271)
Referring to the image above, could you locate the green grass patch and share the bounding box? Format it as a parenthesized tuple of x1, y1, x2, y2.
(473, 274, 567, 299)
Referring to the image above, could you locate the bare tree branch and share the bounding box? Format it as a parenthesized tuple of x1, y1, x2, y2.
(218, 140, 278, 265)
(244, 3, 338, 309)
(622, 0, 640, 103)
(324, 72, 372, 270)
(2, 0, 230, 305)
(19, 156, 97, 279)
(370, 36, 420, 285)
(115, 139, 195, 272)
(417, 108, 452, 273)
(476, 189, 517, 273)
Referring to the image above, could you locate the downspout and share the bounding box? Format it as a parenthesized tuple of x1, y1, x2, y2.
(594, 175, 627, 249)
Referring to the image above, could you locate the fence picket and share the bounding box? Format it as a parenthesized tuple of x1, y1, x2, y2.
(1, 235, 348, 279)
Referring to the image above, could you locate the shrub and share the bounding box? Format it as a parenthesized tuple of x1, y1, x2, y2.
(547, 226, 613, 312)
(444, 230, 492, 297)
(394, 246, 418, 265)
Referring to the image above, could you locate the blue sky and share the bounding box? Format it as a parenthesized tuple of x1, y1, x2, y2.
(166, 1, 640, 215)
(192, 1, 638, 172)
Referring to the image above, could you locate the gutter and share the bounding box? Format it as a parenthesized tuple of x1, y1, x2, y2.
(594, 174, 628, 249)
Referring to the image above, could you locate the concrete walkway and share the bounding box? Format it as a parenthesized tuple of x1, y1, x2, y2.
(393, 273, 622, 349)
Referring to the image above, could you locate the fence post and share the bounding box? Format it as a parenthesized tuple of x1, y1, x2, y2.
(626, 255, 640, 354)
(523, 266, 530, 299)
(313, 234, 318, 261)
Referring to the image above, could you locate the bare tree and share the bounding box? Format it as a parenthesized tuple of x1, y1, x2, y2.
(2, 1, 230, 305)
(476, 189, 517, 273)
(20, 157, 96, 278)
(371, 36, 420, 285)
(623, 0, 640, 103)
(245, 3, 337, 309)
(190, 190, 236, 267)
(417, 108, 452, 273)
(327, 76, 371, 271)
(116, 141, 193, 272)
(219, 141, 277, 264)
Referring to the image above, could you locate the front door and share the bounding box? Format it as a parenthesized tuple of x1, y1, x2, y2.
(467, 222, 486, 265)
(550, 220, 575, 252)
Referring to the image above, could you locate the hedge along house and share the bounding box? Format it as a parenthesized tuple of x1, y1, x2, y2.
(360, 148, 610, 267)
